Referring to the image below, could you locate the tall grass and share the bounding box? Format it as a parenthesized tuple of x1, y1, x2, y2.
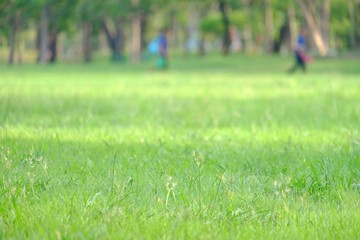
(0, 55, 360, 239)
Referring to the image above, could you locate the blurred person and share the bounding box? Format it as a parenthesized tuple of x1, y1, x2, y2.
(148, 28, 169, 70)
(288, 28, 312, 73)
(156, 28, 168, 70)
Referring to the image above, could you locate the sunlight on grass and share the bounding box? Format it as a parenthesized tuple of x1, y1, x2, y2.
(1, 56, 360, 239)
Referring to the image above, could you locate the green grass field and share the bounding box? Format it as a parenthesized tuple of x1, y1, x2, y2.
(1, 55, 360, 239)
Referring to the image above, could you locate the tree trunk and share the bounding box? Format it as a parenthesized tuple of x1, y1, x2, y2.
(169, 10, 179, 48)
(356, 2, 360, 47)
(48, 31, 58, 63)
(131, 12, 142, 63)
(8, 12, 16, 65)
(198, 9, 207, 56)
(242, 0, 252, 53)
(114, 18, 125, 61)
(273, 21, 289, 53)
(102, 18, 124, 61)
(184, 6, 199, 55)
(264, 0, 274, 53)
(348, 0, 356, 48)
(131, 0, 141, 63)
(198, 36, 206, 56)
(357, 3, 360, 47)
(16, 11, 23, 64)
(38, 6, 49, 63)
(140, 13, 147, 51)
(183, 25, 190, 55)
(321, 0, 330, 52)
(288, 5, 297, 52)
(83, 22, 93, 62)
(219, 0, 231, 55)
(296, 0, 327, 56)
(102, 19, 115, 51)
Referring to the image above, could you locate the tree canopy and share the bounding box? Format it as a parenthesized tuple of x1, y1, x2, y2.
(0, 0, 359, 64)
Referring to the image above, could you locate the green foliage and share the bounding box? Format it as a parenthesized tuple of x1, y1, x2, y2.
(0, 0, 359, 61)
(201, 12, 224, 36)
(331, 0, 352, 49)
(49, 0, 80, 33)
(200, 9, 247, 38)
(0, 0, 34, 35)
(246, 4, 264, 37)
(229, 10, 246, 28)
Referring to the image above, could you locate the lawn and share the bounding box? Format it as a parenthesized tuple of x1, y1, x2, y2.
(1, 55, 360, 239)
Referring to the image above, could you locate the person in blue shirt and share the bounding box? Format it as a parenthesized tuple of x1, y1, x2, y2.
(156, 28, 168, 69)
(288, 28, 309, 73)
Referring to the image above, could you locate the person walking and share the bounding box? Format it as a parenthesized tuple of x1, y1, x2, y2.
(156, 28, 168, 70)
(288, 28, 311, 73)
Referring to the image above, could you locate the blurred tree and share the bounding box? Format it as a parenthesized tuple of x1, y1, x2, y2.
(347, 0, 356, 48)
(201, 13, 224, 38)
(264, 0, 274, 53)
(77, 0, 103, 62)
(1, 0, 358, 63)
(37, 3, 48, 63)
(321, 0, 330, 52)
(102, 16, 125, 62)
(331, 0, 355, 50)
(356, 1, 360, 47)
(131, 0, 149, 63)
(218, 0, 231, 55)
(349, 0, 360, 49)
(295, 0, 328, 56)
(2, 0, 29, 64)
(36, 0, 79, 63)
(241, 0, 253, 53)
(271, 0, 296, 53)
(287, 1, 297, 52)
(8, 2, 22, 64)
(101, 0, 153, 62)
(100, 0, 128, 61)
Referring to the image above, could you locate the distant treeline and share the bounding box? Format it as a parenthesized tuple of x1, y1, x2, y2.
(0, 0, 359, 64)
